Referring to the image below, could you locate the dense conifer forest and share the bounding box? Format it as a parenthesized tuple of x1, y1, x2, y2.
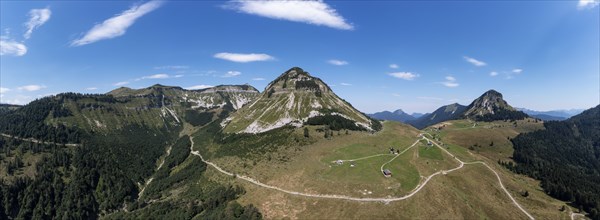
(508, 105, 600, 219)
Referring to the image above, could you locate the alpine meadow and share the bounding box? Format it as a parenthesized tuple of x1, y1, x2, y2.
(1, 1, 599, 220)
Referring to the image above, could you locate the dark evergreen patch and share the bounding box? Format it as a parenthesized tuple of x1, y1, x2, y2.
(185, 110, 214, 126)
(306, 114, 366, 131)
(474, 107, 528, 122)
(508, 105, 600, 219)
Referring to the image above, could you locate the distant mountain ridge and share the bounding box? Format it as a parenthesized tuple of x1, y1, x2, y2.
(407, 89, 528, 129)
(368, 109, 416, 122)
(407, 103, 467, 129)
(515, 108, 584, 121)
(0, 84, 261, 134)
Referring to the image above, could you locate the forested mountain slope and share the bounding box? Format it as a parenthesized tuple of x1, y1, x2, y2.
(0, 87, 262, 219)
(509, 105, 600, 219)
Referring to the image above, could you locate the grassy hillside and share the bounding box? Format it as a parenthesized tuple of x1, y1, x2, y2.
(427, 118, 544, 162)
(191, 120, 570, 219)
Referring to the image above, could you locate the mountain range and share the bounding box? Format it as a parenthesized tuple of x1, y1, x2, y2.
(515, 108, 584, 121)
(368, 109, 416, 123)
(407, 103, 468, 129)
(0, 66, 598, 219)
(398, 90, 527, 129)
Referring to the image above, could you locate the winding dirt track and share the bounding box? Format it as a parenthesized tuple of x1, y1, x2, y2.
(189, 134, 535, 219)
(1, 133, 81, 147)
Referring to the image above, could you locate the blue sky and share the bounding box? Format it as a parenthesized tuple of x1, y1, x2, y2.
(1, 0, 598, 114)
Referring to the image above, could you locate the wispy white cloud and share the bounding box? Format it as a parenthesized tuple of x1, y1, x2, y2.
(225, 0, 353, 30)
(142, 73, 169, 79)
(186, 85, 213, 90)
(512, 68, 523, 74)
(328, 59, 348, 66)
(463, 56, 486, 67)
(340, 82, 352, 86)
(71, 0, 163, 46)
(441, 76, 459, 87)
(578, 0, 599, 9)
(389, 72, 419, 80)
(86, 87, 98, 91)
(490, 71, 498, 76)
(0, 38, 27, 56)
(0, 87, 10, 93)
(18, 84, 46, 91)
(136, 73, 185, 81)
(505, 68, 524, 79)
(114, 81, 129, 86)
(154, 65, 188, 70)
(222, 71, 242, 77)
(252, 77, 266, 81)
(392, 93, 401, 97)
(214, 52, 275, 63)
(389, 64, 399, 69)
(24, 8, 51, 39)
(443, 82, 459, 88)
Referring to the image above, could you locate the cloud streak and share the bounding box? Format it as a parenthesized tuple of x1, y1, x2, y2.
(71, 0, 163, 46)
(114, 81, 129, 86)
(214, 52, 275, 63)
(328, 59, 348, 66)
(18, 85, 46, 91)
(463, 56, 486, 66)
(142, 73, 169, 79)
(0, 38, 27, 56)
(226, 0, 353, 30)
(578, 0, 599, 9)
(441, 76, 459, 87)
(389, 64, 399, 69)
(389, 72, 419, 80)
(222, 71, 242, 77)
(24, 8, 51, 39)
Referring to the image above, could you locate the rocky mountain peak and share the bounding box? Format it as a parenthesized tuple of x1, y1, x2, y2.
(222, 67, 377, 133)
(463, 89, 513, 117)
(264, 67, 331, 96)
